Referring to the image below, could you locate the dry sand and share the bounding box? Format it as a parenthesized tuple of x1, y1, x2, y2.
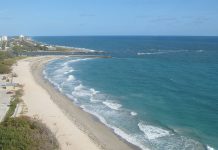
(13, 56, 135, 150)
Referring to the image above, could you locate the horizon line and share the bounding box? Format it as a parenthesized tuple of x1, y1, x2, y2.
(3, 35, 218, 37)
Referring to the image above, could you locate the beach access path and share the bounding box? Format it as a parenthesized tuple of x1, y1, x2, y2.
(0, 87, 10, 122)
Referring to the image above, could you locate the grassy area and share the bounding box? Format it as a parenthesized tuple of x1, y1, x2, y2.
(0, 51, 25, 74)
(0, 116, 59, 150)
(0, 58, 16, 74)
(0, 87, 59, 150)
(4, 98, 20, 121)
(0, 51, 14, 74)
(0, 51, 13, 60)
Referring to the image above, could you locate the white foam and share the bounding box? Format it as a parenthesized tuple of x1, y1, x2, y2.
(80, 106, 149, 150)
(54, 82, 63, 92)
(112, 127, 149, 150)
(54, 64, 71, 74)
(63, 58, 92, 66)
(102, 101, 122, 110)
(137, 52, 165, 55)
(72, 91, 91, 97)
(66, 75, 75, 81)
(74, 84, 84, 91)
(137, 50, 189, 56)
(43, 70, 48, 80)
(62, 59, 82, 66)
(90, 97, 100, 103)
(207, 145, 215, 150)
(72, 84, 93, 97)
(196, 50, 204, 53)
(131, 111, 138, 116)
(80, 106, 108, 125)
(90, 88, 99, 95)
(88, 49, 96, 52)
(66, 94, 78, 102)
(80, 105, 86, 109)
(64, 69, 75, 74)
(43, 70, 46, 75)
(138, 122, 170, 140)
(47, 77, 62, 92)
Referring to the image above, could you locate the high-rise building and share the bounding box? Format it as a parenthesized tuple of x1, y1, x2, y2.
(19, 35, 25, 41)
(0, 38, 2, 50)
(1, 36, 8, 41)
(0, 36, 8, 50)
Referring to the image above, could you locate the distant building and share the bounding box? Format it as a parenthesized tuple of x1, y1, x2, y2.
(19, 35, 25, 41)
(1, 36, 8, 41)
(0, 38, 2, 50)
(46, 45, 56, 51)
(0, 36, 8, 50)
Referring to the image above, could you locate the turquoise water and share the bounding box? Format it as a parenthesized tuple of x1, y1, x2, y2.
(35, 36, 218, 150)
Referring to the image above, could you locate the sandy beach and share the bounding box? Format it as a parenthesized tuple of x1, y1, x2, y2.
(13, 56, 134, 150)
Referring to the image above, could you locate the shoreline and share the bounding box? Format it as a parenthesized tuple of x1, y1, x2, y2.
(14, 56, 137, 150)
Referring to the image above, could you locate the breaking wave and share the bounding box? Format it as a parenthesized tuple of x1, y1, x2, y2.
(137, 49, 204, 56)
(67, 75, 75, 81)
(207, 145, 215, 150)
(138, 122, 171, 140)
(131, 111, 138, 116)
(102, 101, 122, 110)
(43, 57, 208, 150)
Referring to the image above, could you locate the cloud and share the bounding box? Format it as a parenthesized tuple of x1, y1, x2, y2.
(150, 17, 177, 22)
(193, 17, 209, 24)
(0, 16, 13, 20)
(136, 15, 178, 22)
(79, 14, 96, 17)
(137, 15, 210, 25)
(182, 16, 210, 24)
(136, 15, 149, 18)
(0, 9, 13, 20)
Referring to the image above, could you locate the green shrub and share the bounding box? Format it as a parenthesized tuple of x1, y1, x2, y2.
(0, 52, 20, 74)
(4, 98, 20, 121)
(0, 63, 11, 74)
(1, 59, 16, 66)
(14, 89, 24, 98)
(0, 51, 13, 60)
(0, 116, 59, 150)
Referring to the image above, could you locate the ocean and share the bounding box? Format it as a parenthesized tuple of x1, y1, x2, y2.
(33, 36, 218, 150)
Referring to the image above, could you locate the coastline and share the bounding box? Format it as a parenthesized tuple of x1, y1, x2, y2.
(13, 56, 136, 150)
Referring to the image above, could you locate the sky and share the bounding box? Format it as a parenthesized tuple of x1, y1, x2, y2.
(0, 0, 218, 36)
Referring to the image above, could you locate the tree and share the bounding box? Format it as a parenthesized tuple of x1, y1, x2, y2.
(12, 45, 23, 56)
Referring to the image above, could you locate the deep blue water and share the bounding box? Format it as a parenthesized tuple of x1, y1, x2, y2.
(34, 36, 218, 150)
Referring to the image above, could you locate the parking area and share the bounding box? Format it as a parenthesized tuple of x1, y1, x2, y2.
(0, 88, 10, 121)
(0, 74, 15, 121)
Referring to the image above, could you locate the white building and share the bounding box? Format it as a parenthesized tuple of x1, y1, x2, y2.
(0, 38, 2, 50)
(46, 45, 56, 51)
(0, 36, 8, 50)
(1, 36, 8, 41)
(19, 35, 25, 41)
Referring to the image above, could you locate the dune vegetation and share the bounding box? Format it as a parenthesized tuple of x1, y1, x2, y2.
(0, 51, 24, 74)
(0, 116, 59, 150)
